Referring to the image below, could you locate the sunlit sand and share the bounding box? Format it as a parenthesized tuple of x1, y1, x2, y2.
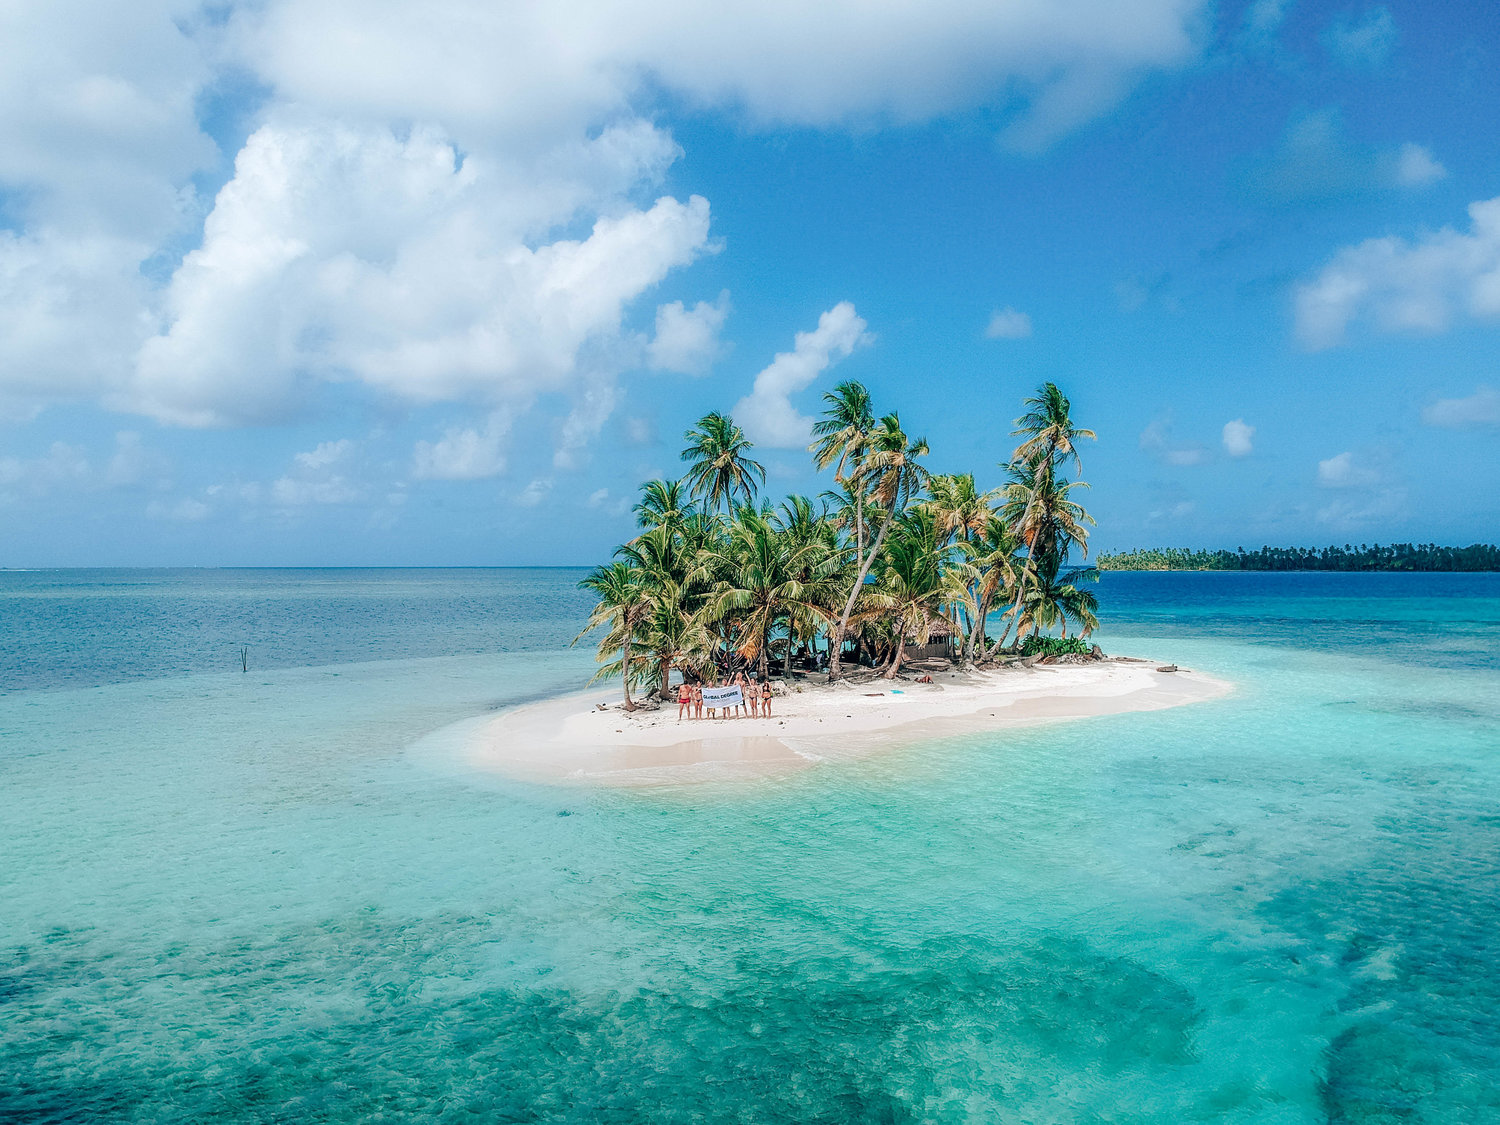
(468, 658, 1231, 786)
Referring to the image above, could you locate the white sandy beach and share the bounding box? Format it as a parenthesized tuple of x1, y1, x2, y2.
(467, 658, 1231, 786)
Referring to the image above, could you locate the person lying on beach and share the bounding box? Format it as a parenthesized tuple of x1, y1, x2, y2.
(677, 681, 692, 721)
(760, 680, 772, 717)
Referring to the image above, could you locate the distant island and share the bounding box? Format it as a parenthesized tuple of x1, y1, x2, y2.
(1098, 544, 1500, 572)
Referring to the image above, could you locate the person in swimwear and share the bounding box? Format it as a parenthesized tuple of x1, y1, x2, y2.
(677, 679, 692, 721)
(760, 679, 773, 717)
(731, 671, 748, 718)
(747, 677, 759, 718)
(692, 683, 703, 719)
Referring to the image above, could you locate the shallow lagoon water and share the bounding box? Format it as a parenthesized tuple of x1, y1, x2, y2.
(2, 570, 1498, 1122)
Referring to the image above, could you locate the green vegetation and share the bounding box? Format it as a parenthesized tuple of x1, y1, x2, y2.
(1018, 634, 1091, 658)
(1098, 544, 1500, 572)
(576, 382, 1101, 707)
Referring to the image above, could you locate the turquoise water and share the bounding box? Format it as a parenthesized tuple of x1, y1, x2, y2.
(2, 570, 1498, 1122)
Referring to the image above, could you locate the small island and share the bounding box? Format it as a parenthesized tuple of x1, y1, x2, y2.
(473, 382, 1229, 784)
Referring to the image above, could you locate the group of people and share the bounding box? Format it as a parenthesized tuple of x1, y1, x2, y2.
(676, 672, 774, 721)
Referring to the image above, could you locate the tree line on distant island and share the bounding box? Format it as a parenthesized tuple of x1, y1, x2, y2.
(577, 383, 1100, 708)
(1097, 544, 1500, 572)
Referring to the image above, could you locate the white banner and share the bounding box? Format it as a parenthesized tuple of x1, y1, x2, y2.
(701, 686, 743, 707)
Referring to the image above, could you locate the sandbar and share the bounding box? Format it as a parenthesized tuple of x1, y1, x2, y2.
(465, 658, 1231, 787)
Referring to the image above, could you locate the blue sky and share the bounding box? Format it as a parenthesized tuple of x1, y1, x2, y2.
(1, 0, 1497, 565)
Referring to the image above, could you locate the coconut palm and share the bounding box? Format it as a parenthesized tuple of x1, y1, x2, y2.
(1011, 382, 1096, 482)
(924, 472, 994, 545)
(574, 561, 651, 709)
(1016, 559, 1100, 640)
(680, 412, 765, 515)
(828, 413, 930, 681)
(992, 460, 1095, 653)
(958, 514, 1022, 663)
(864, 510, 960, 679)
(704, 510, 834, 680)
(633, 478, 690, 533)
(810, 380, 876, 552)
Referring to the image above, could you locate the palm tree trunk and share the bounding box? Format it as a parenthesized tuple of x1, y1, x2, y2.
(621, 639, 634, 710)
(829, 507, 897, 682)
(964, 591, 990, 665)
(885, 632, 906, 679)
(657, 656, 672, 699)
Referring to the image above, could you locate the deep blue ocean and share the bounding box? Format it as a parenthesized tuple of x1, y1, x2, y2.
(2, 569, 1498, 1122)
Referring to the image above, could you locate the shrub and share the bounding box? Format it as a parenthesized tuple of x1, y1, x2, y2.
(1018, 634, 1090, 657)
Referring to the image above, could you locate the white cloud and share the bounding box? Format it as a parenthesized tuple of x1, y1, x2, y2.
(127, 118, 711, 427)
(984, 307, 1033, 339)
(146, 496, 211, 522)
(0, 442, 91, 500)
(1325, 7, 1397, 68)
(648, 291, 730, 375)
(517, 477, 553, 507)
(1294, 196, 1500, 350)
(413, 412, 512, 480)
(1249, 108, 1444, 203)
(587, 487, 611, 508)
(295, 439, 354, 471)
(1395, 144, 1446, 188)
(1422, 386, 1500, 430)
(1317, 451, 1378, 489)
(1139, 416, 1207, 467)
(0, 0, 1208, 438)
(734, 301, 870, 449)
(268, 438, 361, 505)
(1222, 419, 1255, 458)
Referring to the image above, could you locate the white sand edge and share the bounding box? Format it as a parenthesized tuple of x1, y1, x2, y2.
(464, 659, 1232, 787)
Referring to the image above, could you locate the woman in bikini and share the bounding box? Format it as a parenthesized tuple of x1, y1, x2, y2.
(692, 683, 703, 720)
(747, 677, 759, 718)
(760, 679, 773, 718)
(677, 679, 692, 721)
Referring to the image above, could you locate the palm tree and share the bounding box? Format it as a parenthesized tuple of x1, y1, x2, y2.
(680, 412, 765, 515)
(992, 460, 1094, 654)
(1016, 559, 1100, 640)
(924, 473, 993, 546)
(864, 510, 959, 679)
(633, 478, 690, 533)
(828, 412, 930, 681)
(1011, 382, 1096, 483)
(958, 514, 1021, 664)
(809, 380, 875, 553)
(574, 561, 650, 709)
(704, 510, 834, 680)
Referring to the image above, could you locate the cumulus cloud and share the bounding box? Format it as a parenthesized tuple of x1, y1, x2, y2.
(269, 438, 361, 506)
(649, 291, 730, 375)
(734, 302, 870, 449)
(1294, 196, 1500, 350)
(517, 477, 553, 507)
(1422, 386, 1500, 430)
(1248, 108, 1445, 204)
(1325, 7, 1397, 68)
(0, 0, 1208, 438)
(1139, 417, 1207, 466)
(0, 431, 171, 500)
(1222, 419, 1255, 458)
(1395, 143, 1446, 188)
(985, 307, 1033, 339)
(1317, 451, 1378, 489)
(413, 412, 512, 480)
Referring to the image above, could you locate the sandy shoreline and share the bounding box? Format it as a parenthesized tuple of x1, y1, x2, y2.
(464, 658, 1232, 786)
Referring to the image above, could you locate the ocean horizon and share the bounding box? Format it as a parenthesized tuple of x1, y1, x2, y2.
(3, 569, 1498, 1121)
